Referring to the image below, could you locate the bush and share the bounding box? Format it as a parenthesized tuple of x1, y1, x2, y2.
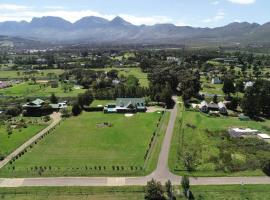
(262, 160, 270, 176)
(72, 103, 82, 116)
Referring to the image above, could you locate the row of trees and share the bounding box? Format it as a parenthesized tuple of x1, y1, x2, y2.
(145, 177, 194, 200)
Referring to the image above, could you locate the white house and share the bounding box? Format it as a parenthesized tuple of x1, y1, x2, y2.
(211, 77, 222, 84)
(218, 102, 227, 114)
(200, 101, 209, 112)
(244, 81, 254, 90)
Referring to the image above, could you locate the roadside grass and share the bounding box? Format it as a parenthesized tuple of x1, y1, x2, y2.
(0, 122, 47, 157)
(92, 67, 149, 87)
(0, 111, 168, 177)
(0, 69, 64, 79)
(0, 185, 269, 200)
(169, 101, 270, 177)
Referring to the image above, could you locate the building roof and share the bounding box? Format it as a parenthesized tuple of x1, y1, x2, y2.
(32, 99, 45, 105)
(23, 98, 45, 108)
(230, 128, 259, 134)
(116, 98, 145, 108)
(218, 102, 226, 108)
(208, 103, 219, 109)
(201, 101, 208, 107)
(257, 134, 270, 139)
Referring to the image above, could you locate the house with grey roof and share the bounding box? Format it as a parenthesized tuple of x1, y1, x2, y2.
(104, 98, 146, 113)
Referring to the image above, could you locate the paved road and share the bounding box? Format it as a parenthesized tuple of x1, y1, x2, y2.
(0, 101, 270, 187)
(0, 112, 61, 169)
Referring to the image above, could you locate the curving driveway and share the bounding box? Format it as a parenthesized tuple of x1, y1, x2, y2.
(0, 100, 270, 187)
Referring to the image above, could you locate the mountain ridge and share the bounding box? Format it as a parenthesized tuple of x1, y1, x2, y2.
(0, 16, 269, 45)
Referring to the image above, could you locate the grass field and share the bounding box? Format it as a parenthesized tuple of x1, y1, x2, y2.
(92, 68, 149, 87)
(0, 185, 269, 200)
(90, 100, 116, 107)
(0, 111, 167, 177)
(0, 121, 47, 157)
(0, 82, 41, 97)
(30, 84, 85, 98)
(0, 69, 64, 79)
(169, 100, 270, 177)
(0, 82, 85, 98)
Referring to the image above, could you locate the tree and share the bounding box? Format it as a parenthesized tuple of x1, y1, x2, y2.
(50, 93, 58, 104)
(235, 80, 244, 93)
(160, 84, 173, 108)
(72, 103, 82, 116)
(181, 176, 190, 198)
(212, 94, 218, 104)
(61, 108, 70, 118)
(165, 180, 175, 200)
(226, 97, 238, 111)
(262, 160, 270, 176)
(183, 152, 197, 172)
(6, 123, 13, 136)
(145, 179, 166, 200)
(222, 78, 235, 95)
(77, 91, 93, 108)
(241, 80, 270, 118)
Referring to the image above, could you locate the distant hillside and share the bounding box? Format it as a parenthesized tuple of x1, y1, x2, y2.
(0, 16, 269, 46)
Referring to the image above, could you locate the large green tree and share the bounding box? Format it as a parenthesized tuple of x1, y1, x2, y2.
(145, 179, 166, 200)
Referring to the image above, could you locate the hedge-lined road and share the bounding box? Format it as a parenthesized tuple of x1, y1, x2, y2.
(0, 98, 270, 187)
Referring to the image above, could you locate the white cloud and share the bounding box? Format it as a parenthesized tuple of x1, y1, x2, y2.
(0, 4, 186, 26)
(228, 0, 256, 4)
(211, 1, 220, 5)
(0, 4, 29, 11)
(203, 10, 225, 23)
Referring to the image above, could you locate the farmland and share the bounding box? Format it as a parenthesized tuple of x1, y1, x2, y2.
(0, 111, 169, 177)
(169, 101, 270, 177)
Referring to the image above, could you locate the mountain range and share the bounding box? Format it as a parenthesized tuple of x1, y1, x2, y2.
(0, 16, 270, 46)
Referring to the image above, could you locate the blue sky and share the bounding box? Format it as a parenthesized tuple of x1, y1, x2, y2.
(0, 0, 268, 27)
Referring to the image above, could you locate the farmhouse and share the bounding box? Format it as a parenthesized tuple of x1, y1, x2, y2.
(104, 98, 146, 113)
(23, 99, 45, 109)
(200, 101, 227, 114)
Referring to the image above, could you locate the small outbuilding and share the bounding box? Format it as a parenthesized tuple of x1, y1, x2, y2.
(228, 128, 259, 138)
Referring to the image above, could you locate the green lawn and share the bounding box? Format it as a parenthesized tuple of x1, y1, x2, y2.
(30, 84, 85, 98)
(0, 111, 167, 177)
(0, 82, 85, 98)
(0, 185, 269, 200)
(169, 101, 270, 177)
(0, 82, 41, 97)
(92, 68, 149, 87)
(0, 121, 47, 157)
(90, 100, 116, 107)
(0, 69, 64, 79)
